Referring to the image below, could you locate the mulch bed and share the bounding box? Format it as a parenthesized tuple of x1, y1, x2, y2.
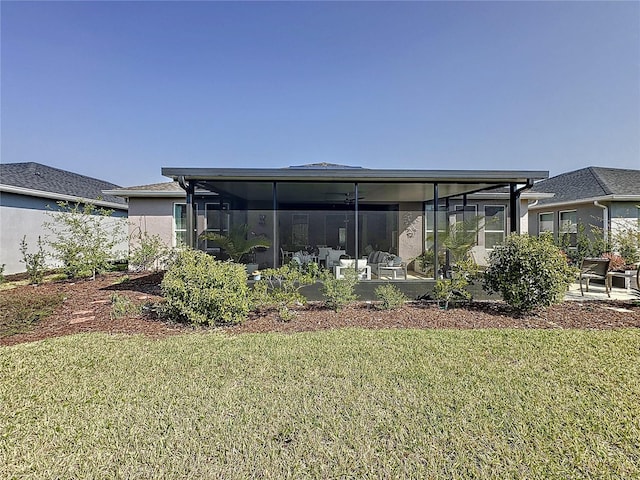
(1, 272, 639, 347)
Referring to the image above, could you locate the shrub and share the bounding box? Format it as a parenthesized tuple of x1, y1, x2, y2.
(129, 229, 170, 272)
(375, 284, 407, 310)
(0, 264, 5, 285)
(252, 263, 318, 319)
(161, 248, 251, 325)
(484, 234, 577, 313)
(612, 222, 640, 265)
(110, 293, 139, 320)
(602, 252, 626, 271)
(432, 258, 477, 310)
(19, 236, 47, 285)
(320, 268, 358, 312)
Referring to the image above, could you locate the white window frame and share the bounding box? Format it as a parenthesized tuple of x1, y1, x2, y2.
(424, 203, 447, 250)
(173, 203, 187, 247)
(538, 212, 554, 235)
(559, 210, 578, 248)
(484, 205, 505, 249)
(454, 204, 478, 242)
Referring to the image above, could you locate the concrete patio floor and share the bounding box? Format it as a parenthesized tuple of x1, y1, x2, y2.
(565, 282, 640, 302)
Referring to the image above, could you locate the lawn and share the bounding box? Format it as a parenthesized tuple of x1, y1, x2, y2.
(1, 329, 639, 479)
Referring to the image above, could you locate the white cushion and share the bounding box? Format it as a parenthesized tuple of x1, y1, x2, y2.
(339, 259, 354, 267)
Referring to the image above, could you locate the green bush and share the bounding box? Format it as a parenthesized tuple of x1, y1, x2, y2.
(432, 258, 477, 310)
(252, 263, 318, 318)
(110, 293, 140, 320)
(320, 268, 358, 312)
(0, 264, 6, 285)
(375, 284, 407, 310)
(161, 248, 251, 325)
(612, 222, 640, 265)
(484, 234, 577, 313)
(19, 236, 47, 285)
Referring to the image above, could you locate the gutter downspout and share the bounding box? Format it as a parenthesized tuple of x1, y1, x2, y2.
(512, 180, 534, 234)
(177, 176, 196, 248)
(593, 201, 609, 247)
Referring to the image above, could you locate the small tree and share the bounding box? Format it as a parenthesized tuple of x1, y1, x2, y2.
(375, 283, 407, 310)
(432, 258, 477, 310)
(19, 236, 47, 285)
(484, 234, 577, 313)
(129, 228, 170, 272)
(44, 201, 126, 280)
(320, 268, 358, 312)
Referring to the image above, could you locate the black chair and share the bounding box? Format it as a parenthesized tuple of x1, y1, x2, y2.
(579, 257, 610, 297)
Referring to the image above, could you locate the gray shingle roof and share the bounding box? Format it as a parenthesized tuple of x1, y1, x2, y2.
(0, 162, 126, 206)
(530, 166, 640, 205)
(116, 181, 183, 192)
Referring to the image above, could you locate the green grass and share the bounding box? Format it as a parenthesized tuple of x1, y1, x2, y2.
(1, 329, 639, 479)
(0, 292, 64, 338)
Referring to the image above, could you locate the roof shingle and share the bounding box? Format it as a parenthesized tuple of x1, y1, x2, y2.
(0, 162, 126, 206)
(530, 166, 640, 205)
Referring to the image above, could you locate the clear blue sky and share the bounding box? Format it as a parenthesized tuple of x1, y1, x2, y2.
(2, 1, 639, 186)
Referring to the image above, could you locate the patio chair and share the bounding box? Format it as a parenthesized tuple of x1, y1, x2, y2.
(579, 257, 610, 297)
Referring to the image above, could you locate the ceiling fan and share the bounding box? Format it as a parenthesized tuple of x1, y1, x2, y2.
(327, 192, 365, 203)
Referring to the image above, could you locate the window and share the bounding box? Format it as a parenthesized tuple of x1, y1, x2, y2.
(455, 204, 478, 242)
(484, 205, 505, 249)
(205, 203, 229, 251)
(292, 214, 309, 246)
(559, 210, 577, 247)
(173, 203, 187, 246)
(539, 212, 554, 234)
(425, 203, 447, 250)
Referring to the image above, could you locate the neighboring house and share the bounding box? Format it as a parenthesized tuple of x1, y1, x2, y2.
(107, 163, 547, 280)
(103, 181, 186, 250)
(527, 166, 640, 250)
(0, 162, 128, 274)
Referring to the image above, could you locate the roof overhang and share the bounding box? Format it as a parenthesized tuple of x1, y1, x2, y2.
(103, 189, 185, 198)
(162, 167, 547, 184)
(528, 194, 640, 210)
(161, 167, 548, 204)
(1, 184, 128, 211)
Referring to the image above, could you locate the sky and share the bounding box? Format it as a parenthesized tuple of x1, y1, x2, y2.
(2, 1, 639, 187)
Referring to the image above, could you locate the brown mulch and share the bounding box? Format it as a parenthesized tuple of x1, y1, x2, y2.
(1, 272, 639, 347)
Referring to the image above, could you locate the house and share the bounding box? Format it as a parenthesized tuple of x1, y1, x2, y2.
(107, 163, 547, 280)
(526, 166, 640, 251)
(0, 162, 128, 274)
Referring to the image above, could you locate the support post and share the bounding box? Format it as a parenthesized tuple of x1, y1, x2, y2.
(433, 183, 439, 279)
(273, 182, 278, 267)
(354, 182, 359, 273)
(509, 183, 517, 233)
(185, 180, 196, 249)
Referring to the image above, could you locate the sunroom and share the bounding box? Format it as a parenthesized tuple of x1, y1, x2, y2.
(162, 164, 547, 281)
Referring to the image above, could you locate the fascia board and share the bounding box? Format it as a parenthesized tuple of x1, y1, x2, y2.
(0, 184, 128, 211)
(161, 167, 549, 184)
(103, 189, 186, 198)
(528, 194, 640, 210)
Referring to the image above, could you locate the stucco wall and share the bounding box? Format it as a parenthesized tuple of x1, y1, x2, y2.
(0, 192, 127, 275)
(127, 197, 184, 249)
(398, 203, 423, 265)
